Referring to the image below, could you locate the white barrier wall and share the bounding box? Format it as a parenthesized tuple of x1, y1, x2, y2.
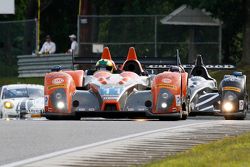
(17, 54, 73, 78)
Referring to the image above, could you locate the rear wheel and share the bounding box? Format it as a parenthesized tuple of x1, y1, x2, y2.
(181, 112, 188, 120)
(181, 99, 189, 120)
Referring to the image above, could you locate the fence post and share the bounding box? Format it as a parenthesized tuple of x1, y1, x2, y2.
(154, 15, 158, 58)
(218, 24, 222, 64)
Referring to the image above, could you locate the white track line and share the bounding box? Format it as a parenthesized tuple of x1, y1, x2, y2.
(3, 121, 221, 167)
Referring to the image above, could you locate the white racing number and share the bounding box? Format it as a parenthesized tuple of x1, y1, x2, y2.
(175, 95, 181, 106)
(44, 95, 49, 106)
(239, 100, 244, 110)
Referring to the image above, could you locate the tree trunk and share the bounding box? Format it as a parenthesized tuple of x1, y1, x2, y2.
(242, 0, 250, 65)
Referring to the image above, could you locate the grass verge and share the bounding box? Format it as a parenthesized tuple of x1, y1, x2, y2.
(145, 132, 250, 167)
(0, 77, 44, 86)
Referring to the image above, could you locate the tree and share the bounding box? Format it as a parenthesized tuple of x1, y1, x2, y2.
(242, 0, 250, 65)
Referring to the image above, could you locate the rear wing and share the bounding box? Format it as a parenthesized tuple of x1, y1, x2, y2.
(73, 57, 235, 70)
(73, 49, 182, 67)
(146, 64, 235, 70)
(73, 56, 178, 66)
(73, 48, 235, 70)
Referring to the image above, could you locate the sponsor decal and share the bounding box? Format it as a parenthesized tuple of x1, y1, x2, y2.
(157, 84, 177, 90)
(103, 96, 118, 100)
(48, 84, 66, 90)
(175, 95, 181, 106)
(78, 108, 86, 111)
(44, 95, 49, 106)
(223, 86, 241, 93)
(127, 107, 135, 111)
(138, 107, 146, 111)
(146, 64, 235, 69)
(52, 78, 64, 84)
(239, 100, 244, 110)
(162, 78, 172, 84)
(100, 87, 124, 96)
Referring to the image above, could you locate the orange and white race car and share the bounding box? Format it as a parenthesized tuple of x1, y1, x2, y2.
(43, 47, 189, 120)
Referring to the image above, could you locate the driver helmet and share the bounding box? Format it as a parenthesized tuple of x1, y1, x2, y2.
(96, 59, 114, 73)
(169, 66, 181, 72)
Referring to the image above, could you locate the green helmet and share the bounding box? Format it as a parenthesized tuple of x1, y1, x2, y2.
(96, 59, 114, 72)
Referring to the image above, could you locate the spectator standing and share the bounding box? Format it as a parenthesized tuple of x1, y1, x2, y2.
(67, 34, 78, 55)
(39, 35, 56, 54)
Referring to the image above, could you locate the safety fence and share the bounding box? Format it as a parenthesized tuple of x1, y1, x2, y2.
(17, 54, 73, 78)
(78, 14, 222, 64)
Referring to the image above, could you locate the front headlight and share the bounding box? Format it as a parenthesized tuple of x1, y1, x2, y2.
(222, 102, 234, 112)
(4, 101, 14, 109)
(161, 102, 167, 109)
(56, 101, 65, 109)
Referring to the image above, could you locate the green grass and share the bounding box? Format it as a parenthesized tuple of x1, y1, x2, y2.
(0, 77, 44, 86)
(145, 132, 250, 167)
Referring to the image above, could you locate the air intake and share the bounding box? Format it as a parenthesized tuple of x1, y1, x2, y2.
(104, 104, 118, 111)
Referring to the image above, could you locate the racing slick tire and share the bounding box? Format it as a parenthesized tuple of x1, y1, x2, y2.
(224, 115, 245, 120)
(224, 111, 247, 120)
(159, 114, 182, 121)
(181, 101, 189, 120)
(224, 102, 247, 120)
(159, 117, 180, 121)
(45, 115, 81, 120)
(181, 113, 188, 120)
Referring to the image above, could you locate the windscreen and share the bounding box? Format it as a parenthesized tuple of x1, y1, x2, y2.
(2, 87, 43, 99)
(2, 88, 29, 99)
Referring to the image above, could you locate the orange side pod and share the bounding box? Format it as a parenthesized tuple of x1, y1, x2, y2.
(44, 70, 84, 113)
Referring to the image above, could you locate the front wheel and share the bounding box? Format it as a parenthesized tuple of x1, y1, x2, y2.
(159, 114, 182, 121)
(159, 117, 180, 121)
(224, 113, 246, 120)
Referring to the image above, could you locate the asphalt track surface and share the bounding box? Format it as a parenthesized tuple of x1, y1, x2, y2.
(1, 114, 250, 166)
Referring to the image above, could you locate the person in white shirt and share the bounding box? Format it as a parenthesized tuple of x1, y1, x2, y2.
(67, 34, 78, 55)
(39, 35, 56, 54)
